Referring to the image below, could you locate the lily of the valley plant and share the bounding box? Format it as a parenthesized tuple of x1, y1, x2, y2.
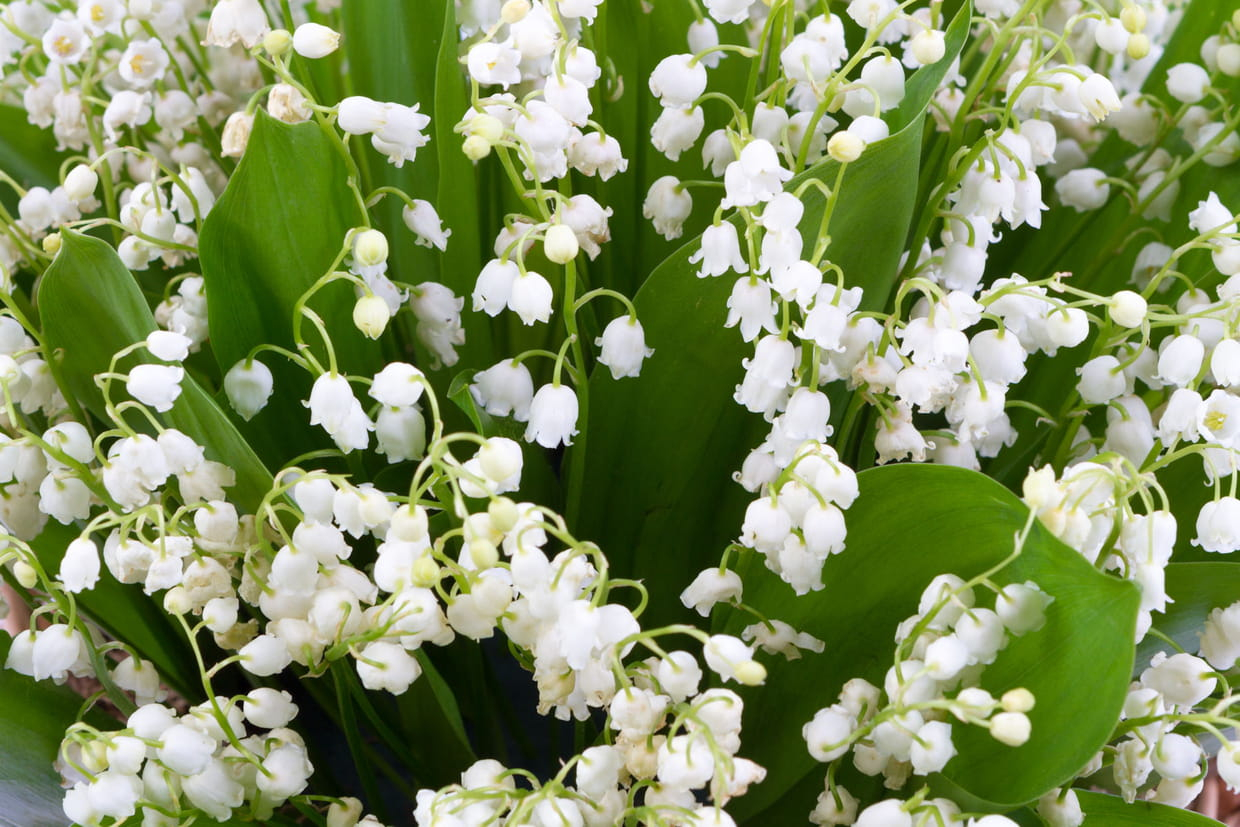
(0, 0, 1239, 825)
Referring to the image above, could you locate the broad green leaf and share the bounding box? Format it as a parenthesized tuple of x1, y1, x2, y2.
(38, 231, 272, 513)
(1075, 790, 1221, 825)
(1136, 561, 1240, 668)
(727, 465, 1138, 823)
(0, 635, 88, 827)
(198, 110, 377, 467)
(574, 2, 972, 627)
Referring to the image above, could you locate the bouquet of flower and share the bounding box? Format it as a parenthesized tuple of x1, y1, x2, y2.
(1, 0, 1239, 825)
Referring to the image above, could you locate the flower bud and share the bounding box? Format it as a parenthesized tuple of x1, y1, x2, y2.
(163, 586, 191, 615)
(411, 555, 440, 587)
(543, 224, 579, 264)
(64, 165, 98, 202)
(353, 229, 389, 267)
(328, 798, 364, 827)
(488, 497, 519, 532)
(469, 539, 499, 569)
(909, 29, 945, 65)
(224, 359, 275, 420)
(41, 233, 62, 255)
(1219, 44, 1240, 78)
(478, 437, 523, 482)
(827, 131, 865, 163)
(352, 294, 390, 339)
(263, 28, 292, 56)
(13, 559, 37, 589)
(989, 711, 1031, 746)
(463, 135, 492, 160)
(293, 22, 340, 59)
(1120, 5, 1146, 33)
(1001, 687, 1036, 713)
(733, 659, 767, 686)
(1109, 290, 1147, 328)
(468, 113, 505, 143)
(501, 0, 531, 23)
(1127, 33, 1150, 60)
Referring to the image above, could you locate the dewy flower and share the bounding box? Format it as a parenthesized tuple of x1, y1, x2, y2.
(525, 384, 579, 448)
(596, 317, 654, 379)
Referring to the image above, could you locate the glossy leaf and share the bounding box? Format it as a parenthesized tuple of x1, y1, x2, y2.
(727, 465, 1138, 823)
(199, 111, 377, 466)
(574, 2, 972, 627)
(1076, 790, 1221, 825)
(38, 231, 272, 513)
(0, 635, 89, 827)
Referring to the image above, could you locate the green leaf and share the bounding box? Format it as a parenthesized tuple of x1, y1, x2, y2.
(1075, 790, 1221, 825)
(0, 635, 86, 827)
(198, 110, 377, 467)
(727, 465, 1138, 823)
(38, 231, 272, 513)
(1137, 561, 1240, 668)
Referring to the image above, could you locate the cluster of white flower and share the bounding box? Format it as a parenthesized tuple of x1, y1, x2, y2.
(800, 544, 1051, 825)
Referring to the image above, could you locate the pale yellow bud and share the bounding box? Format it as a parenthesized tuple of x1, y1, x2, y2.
(543, 224, 580, 264)
(1126, 33, 1150, 60)
(501, 0, 531, 23)
(13, 559, 37, 589)
(463, 135, 492, 160)
(1002, 687, 1036, 713)
(352, 228, 389, 267)
(352, 294, 390, 339)
(1120, 5, 1146, 33)
(827, 131, 865, 164)
(42, 233, 62, 255)
(263, 29, 293, 56)
(734, 659, 767, 685)
(469, 113, 505, 143)
(163, 585, 192, 615)
(990, 711, 1032, 746)
(488, 497, 519, 533)
(469, 539, 499, 570)
(411, 555, 440, 588)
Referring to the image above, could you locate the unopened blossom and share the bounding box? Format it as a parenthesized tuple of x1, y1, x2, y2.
(293, 23, 340, 59)
(649, 54, 708, 109)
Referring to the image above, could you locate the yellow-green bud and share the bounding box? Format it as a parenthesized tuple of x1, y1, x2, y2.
(13, 559, 37, 589)
(353, 228, 388, 267)
(488, 497, 520, 533)
(734, 660, 767, 686)
(1001, 687, 1036, 713)
(352, 294, 390, 339)
(42, 233, 62, 255)
(1126, 33, 1150, 60)
(1120, 5, 1146, 33)
(463, 135, 492, 160)
(501, 0, 531, 23)
(827, 132, 865, 164)
(469, 539, 499, 570)
(469, 113, 505, 143)
(411, 555, 440, 588)
(263, 29, 293, 56)
(163, 585, 192, 615)
(543, 224, 580, 264)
